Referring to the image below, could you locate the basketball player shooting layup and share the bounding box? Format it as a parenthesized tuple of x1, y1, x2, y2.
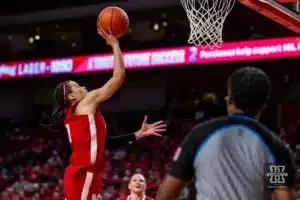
(48, 29, 167, 200)
(156, 67, 296, 200)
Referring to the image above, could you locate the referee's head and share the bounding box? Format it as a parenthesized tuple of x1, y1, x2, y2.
(227, 67, 271, 117)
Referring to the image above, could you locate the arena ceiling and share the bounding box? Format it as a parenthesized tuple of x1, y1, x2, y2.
(0, 0, 123, 15)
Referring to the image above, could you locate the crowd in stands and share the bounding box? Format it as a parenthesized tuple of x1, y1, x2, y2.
(0, 97, 198, 200)
(1, 96, 300, 199)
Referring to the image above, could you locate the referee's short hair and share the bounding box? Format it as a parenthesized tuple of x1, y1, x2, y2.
(228, 67, 271, 114)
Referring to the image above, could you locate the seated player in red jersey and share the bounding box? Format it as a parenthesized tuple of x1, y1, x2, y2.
(117, 173, 153, 200)
(47, 29, 167, 200)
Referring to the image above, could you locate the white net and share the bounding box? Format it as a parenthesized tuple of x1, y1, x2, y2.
(181, 0, 235, 48)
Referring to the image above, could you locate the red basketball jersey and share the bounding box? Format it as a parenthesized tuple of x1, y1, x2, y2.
(64, 105, 107, 170)
(117, 195, 153, 200)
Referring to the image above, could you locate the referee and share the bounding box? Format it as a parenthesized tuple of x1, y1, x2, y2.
(156, 67, 296, 200)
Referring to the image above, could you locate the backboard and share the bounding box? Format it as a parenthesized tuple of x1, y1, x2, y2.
(238, 0, 300, 33)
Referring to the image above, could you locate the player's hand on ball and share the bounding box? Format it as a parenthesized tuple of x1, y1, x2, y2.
(135, 115, 167, 140)
(97, 28, 119, 47)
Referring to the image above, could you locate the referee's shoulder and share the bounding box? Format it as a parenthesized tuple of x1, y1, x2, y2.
(189, 116, 229, 136)
(254, 120, 287, 146)
(253, 120, 293, 157)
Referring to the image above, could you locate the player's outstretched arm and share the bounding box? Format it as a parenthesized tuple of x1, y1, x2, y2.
(105, 116, 166, 150)
(82, 29, 125, 109)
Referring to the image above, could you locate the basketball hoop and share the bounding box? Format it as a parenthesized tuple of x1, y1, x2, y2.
(181, 0, 235, 48)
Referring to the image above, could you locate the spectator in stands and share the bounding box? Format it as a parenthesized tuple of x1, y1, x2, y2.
(52, 191, 63, 200)
(122, 169, 131, 182)
(1, 191, 9, 199)
(31, 192, 40, 200)
(46, 151, 63, 167)
(112, 173, 120, 183)
(117, 173, 153, 200)
(113, 149, 127, 161)
(17, 188, 28, 200)
(147, 171, 160, 190)
(11, 175, 37, 192)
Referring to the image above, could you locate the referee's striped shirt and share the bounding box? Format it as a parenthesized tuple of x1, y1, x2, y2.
(169, 114, 296, 200)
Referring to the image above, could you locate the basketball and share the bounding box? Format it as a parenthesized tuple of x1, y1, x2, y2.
(97, 7, 129, 38)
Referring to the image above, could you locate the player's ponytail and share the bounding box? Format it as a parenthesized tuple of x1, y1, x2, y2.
(47, 81, 71, 131)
